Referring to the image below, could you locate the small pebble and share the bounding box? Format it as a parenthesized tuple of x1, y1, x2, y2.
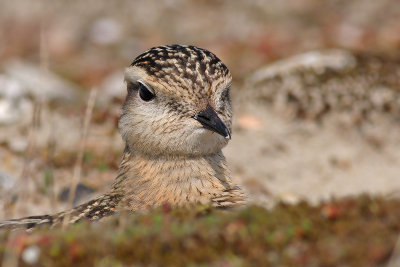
(22, 245, 40, 265)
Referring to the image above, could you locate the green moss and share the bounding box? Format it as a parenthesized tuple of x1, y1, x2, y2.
(0, 195, 399, 266)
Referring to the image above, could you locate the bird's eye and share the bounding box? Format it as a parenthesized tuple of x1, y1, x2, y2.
(138, 82, 155, 102)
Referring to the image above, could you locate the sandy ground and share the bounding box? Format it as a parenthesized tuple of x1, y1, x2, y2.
(227, 100, 400, 205)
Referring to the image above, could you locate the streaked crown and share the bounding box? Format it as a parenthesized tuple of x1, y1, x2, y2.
(130, 44, 231, 96)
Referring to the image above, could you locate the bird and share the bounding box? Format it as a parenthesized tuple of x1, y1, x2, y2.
(0, 44, 245, 230)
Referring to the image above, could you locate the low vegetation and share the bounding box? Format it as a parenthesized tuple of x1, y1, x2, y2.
(1, 195, 399, 266)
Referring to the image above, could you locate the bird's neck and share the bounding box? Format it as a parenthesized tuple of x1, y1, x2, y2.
(111, 145, 240, 211)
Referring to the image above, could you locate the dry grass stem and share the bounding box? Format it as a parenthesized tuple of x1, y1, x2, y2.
(62, 87, 98, 228)
(18, 100, 41, 203)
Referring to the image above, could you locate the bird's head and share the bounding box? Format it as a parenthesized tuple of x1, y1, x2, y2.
(119, 45, 232, 157)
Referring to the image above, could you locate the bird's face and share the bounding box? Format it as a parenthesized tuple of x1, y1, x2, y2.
(119, 45, 232, 157)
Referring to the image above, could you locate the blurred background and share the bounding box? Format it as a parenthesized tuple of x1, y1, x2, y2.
(1, 0, 400, 220)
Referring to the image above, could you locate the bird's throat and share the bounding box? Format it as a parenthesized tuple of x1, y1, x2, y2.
(110, 146, 237, 211)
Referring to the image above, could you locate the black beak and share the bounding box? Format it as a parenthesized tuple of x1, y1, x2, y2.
(193, 105, 231, 139)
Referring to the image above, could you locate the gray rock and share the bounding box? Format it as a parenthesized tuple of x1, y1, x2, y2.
(4, 60, 79, 101)
(89, 18, 122, 45)
(0, 61, 80, 125)
(249, 50, 356, 84)
(247, 50, 400, 123)
(0, 170, 17, 193)
(58, 183, 96, 206)
(0, 75, 32, 125)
